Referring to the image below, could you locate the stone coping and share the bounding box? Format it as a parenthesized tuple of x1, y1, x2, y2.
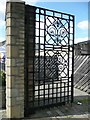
(6, 0, 25, 3)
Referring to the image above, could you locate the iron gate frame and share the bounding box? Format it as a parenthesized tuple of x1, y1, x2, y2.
(25, 5, 74, 115)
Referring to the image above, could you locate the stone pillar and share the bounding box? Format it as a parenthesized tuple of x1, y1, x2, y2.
(6, 1, 25, 118)
(25, 5, 36, 115)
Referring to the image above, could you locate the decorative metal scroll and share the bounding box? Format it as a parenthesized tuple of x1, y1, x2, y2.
(46, 17, 68, 45)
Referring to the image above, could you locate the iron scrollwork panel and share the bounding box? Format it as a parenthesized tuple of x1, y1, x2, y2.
(45, 16, 69, 79)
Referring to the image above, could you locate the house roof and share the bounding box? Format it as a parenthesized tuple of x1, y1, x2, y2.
(76, 40, 90, 45)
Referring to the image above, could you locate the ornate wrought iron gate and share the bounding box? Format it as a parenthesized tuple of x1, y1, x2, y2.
(25, 5, 74, 115)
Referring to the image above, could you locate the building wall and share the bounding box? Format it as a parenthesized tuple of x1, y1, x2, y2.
(74, 41, 90, 55)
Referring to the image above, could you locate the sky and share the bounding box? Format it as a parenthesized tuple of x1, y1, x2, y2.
(0, 0, 89, 44)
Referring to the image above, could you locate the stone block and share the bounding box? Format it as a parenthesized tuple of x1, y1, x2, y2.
(19, 33, 24, 39)
(16, 42, 24, 46)
(6, 2, 11, 13)
(17, 19, 24, 24)
(18, 92, 24, 97)
(6, 27, 11, 35)
(7, 88, 20, 98)
(6, 2, 25, 12)
(6, 88, 11, 98)
(6, 45, 11, 58)
(6, 75, 11, 88)
(7, 27, 17, 36)
(11, 2, 25, 12)
(7, 97, 16, 107)
(6, 67, 11, 76)
(11, 67, 19, 76)
(6, 106, 11, 118)
(7, 12, 24, 19)
(6, 35, 18, 45)
(19, 50, 24, 55)
(11, 46, 19, 58)
(19, 54, 24, 58)
(6, 18, 11, 27)
(19, 30, 25, 34)
(6, 66, 19, 76)
(11, 106, 21, 118)
(6, 58, 16, 67)
(6, 12, 11, 19)
(11, 88, 19, 97)
(16, 96, 24, 101)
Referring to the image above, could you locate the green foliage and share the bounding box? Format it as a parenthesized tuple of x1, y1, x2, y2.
(0, 71, 6, 86)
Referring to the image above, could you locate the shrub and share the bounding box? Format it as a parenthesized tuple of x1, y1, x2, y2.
(0, 71, 6, 86)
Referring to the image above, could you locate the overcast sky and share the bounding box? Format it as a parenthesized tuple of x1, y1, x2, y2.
(0, 0, 89, 44)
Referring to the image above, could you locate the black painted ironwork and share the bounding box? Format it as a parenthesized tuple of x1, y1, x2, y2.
(25, 5, 74, 115)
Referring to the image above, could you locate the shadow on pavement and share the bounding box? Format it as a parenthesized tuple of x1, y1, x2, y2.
(29, 88, 89, 120)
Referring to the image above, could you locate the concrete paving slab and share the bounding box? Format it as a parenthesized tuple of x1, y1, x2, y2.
(0, 88, 89, 120)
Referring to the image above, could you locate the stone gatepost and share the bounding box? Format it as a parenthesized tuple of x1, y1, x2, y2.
(6, 0, 25, 118)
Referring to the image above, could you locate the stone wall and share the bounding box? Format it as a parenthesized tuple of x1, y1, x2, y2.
(6, 1, 25, 118)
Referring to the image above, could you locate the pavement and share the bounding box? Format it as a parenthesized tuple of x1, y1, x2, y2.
(0, 88, 89, 120)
